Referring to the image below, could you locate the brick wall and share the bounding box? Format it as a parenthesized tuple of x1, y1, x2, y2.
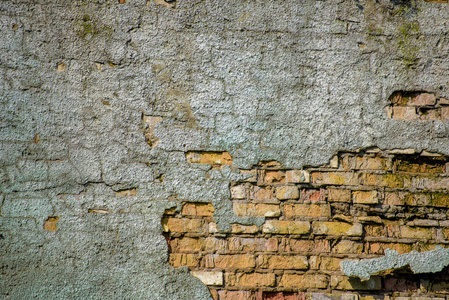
(163, 149, 449, 299)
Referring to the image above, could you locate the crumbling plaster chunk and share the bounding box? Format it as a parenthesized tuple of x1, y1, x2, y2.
(341, 246, 449, 280)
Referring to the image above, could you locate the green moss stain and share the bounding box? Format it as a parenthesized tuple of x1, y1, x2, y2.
(397, 21, 420, 67)
(76, 15, 114, 41)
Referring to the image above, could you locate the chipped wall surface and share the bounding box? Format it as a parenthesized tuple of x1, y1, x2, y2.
(3, 0, 449, 299)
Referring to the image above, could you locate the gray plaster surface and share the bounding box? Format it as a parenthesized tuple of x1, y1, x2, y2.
(341, 247, 449, 281)
(2, 0, 449, 298)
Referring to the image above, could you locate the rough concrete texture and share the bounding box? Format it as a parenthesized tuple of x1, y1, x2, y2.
(341, 246, 449, 281)
(2, 0, 449, 298)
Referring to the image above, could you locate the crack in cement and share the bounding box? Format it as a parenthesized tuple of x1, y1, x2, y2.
(341, 246, 449, 280)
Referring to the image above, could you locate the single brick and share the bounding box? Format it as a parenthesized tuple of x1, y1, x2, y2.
(190, 270, 223, 286)
(328, 188, 351, 203)
(332, 240, 363, 254)
(364, 225, 386, 238)
(217, 290, 252, 300)
(319, 256, 344, 271)
(207, 254, 256, 269)
(280, 274, 329, 289)
(233, 202, 280, 217)
(397, 160, 445, 174)
(261, 292, 302, 300)
(186, 151, 232, 165)
(231, 224, 259, 234)
(258, 255, 308, 270)
(300, 189, 324, 202)
(265, 170, 286, 183)
(172, 237, 204, 252)
(228, 237, 278, 252)
(331, 276, 381, 291)
(289, 239, 330, 253)
(430, 192, 449, 207)
(251, 186, 276, 203)
(352, 190, 378, 204)
(403, 193, 431, 206)
(399, 226, 434, 239)
(169, 253, 200, 267)
(276, 186, 299, 200)
(231, 185, 247, 199)
(161, 218, 203, 233)
(410, 176, 449, 190)
(311, 172, 359, 186)
(354, 156, 390, 171)
(410, 93, 436, 106)
(313, 222, 363, 236)
(284, 204, 331, 218)
(263, 220, 310, 235)
(368, 242, 413, 255)
(182, 202, 214, 216)
(385, 191, 406, 206)
(391, 106, 419, 120)
(237, 272, 276, 287)
(364, 174, 404, 188)
(285, 170, 310, 183)
(407, 219, 439, 227)
(204, 237, 227, 252)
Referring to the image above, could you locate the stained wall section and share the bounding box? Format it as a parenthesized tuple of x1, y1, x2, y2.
(2, 0, 449, 299)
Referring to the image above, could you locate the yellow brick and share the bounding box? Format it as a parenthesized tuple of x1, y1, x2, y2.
(352, 190, 378, 204)
(172, 237, 204, 252)
(258, 255, 308, 270)
(284, 204, 331, 218)
(399, 226, 434, 239)
(43, 216, 59, 231)
(207, 254, 256, 269)
(332, 240, 363, 254)
(385, 192, 406, 206)
(169, 253, 200, 267)
(355, 156, 390, 170)
(233, 202, 280, 217)
(276, 186, 299, 200)
(313, 222, 363, 236)
(319, 256, 344, 271)
(265, 170, 286, 183)
(368, 242, 413, 255)
(182, 203, 214, 216)
(161, 218, 203, 233)
(263, 220, 310, 235)
(364, 174, 404, 188)
(186, 151, 232, 165)
(328, 188, 351, 203)
(231, 224, 259, 234)
(280, 274, 329, 289)
(237, 273, 276, 287)
(312, 172, 359, 186)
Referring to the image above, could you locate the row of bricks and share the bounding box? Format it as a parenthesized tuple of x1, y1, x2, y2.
(239, 159, 447, 186)
(231, 185, 449, 204)
(168, 238, 437, 256)
(169, 191, 449, 221)
(163, 219, 448, 239)
(386, 106, 449, 121)
(185, 150, 448, 174)
(210, 290, 446, 300)
(187, 271, 411, 291)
